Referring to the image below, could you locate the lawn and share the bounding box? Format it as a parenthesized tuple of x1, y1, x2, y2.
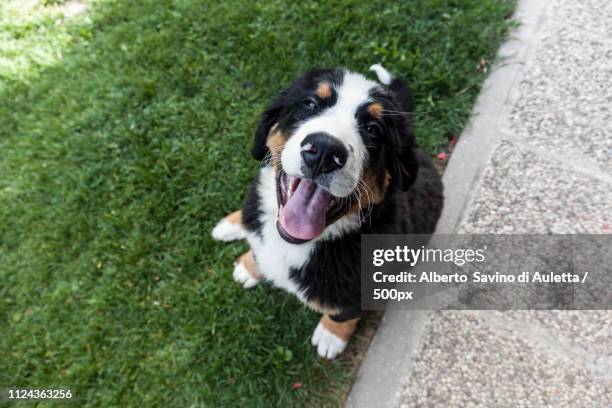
(0, 0, 514, 406)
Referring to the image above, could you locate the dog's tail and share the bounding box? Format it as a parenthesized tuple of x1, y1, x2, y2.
(369, 63, 414, 114)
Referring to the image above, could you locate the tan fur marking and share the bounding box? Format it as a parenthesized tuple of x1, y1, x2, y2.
(306, 300, 340, 316)
(321, 314, 360, 342)
(347, 170, 391, 215)
(367, 103, 383, 118)
(265, 126, 288, 171)
(364, 173, 383, 204)
(362, 171, 387, 204)
(225, 210, 242, 225)
(316, 82, 332, 99)
(238, 250, 262, 280)
(266, 130, 287, 152)
(383, 170, 391, 191)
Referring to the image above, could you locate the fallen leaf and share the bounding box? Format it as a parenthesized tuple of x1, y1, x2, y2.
(476, 58, 490, 72)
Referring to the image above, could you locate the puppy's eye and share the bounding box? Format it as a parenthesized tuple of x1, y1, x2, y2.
(303, 99, 318, 110)
(365, 122, 382, 137)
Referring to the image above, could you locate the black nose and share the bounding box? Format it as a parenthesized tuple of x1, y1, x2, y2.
(300, 132, 348, 178)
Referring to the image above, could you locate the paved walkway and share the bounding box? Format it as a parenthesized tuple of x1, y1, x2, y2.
(348, 0, 612, 406)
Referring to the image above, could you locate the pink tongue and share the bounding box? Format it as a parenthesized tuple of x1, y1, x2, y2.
(279, 179, 332, 241)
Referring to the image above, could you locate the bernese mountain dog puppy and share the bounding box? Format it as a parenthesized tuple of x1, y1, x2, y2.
(212, 65, 443, 359)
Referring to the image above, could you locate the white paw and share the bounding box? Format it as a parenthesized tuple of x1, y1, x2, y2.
(369, 63, 392, 85)
(311, 321, 347, 359)
(212, 219, 246, 242)
(232, 262, 260, 289)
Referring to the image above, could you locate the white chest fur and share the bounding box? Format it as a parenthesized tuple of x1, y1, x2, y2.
(245, 166, 361, 300)
(245, 167, 314, 300)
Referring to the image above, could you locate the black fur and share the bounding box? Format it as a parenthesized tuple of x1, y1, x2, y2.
(290, 150, 443, 317)
(366, 82, 419, 192)
(241, 172, 264, 237)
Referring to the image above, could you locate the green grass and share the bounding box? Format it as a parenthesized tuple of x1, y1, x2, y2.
(0, 0, 515, 406)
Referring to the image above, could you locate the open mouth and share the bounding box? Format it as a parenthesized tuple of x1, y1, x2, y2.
(276, 171, 349, 244)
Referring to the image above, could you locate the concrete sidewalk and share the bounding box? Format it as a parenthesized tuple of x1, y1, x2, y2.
(348, 0, 612, 406)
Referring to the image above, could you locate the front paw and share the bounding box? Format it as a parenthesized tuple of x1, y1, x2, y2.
(233, 261, 261, 289)
(212, 218, 246, 242)
(311, 321, 348, 359)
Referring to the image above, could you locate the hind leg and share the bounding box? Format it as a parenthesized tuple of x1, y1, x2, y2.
(211, 210, 247, 242)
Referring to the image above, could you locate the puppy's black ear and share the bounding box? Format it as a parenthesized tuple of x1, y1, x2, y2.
(252, 93, 287, 161)
(379, 79, 419, 191)
(392, 143, 419, 191)
(387, 117, 419, 191)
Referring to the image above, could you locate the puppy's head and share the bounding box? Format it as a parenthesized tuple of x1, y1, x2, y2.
(253, 68, 418, 243)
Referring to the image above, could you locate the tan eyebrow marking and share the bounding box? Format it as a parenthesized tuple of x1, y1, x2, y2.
(315, 81, 332, 99)
(367, 102, 383, 118)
